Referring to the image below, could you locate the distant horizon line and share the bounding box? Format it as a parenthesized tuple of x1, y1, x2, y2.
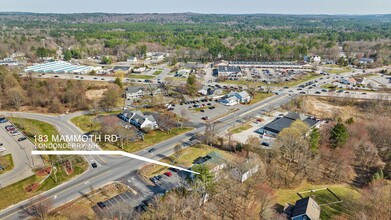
(0, 11, 390, 16)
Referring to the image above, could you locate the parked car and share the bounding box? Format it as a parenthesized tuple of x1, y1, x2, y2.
(17, 137, 27, 142)
(150, 176, 158, 184)
(97, 202, 106, 208)
(201, 116, 209, 120)
(261, 142, 270, 147)
(11, 130, 20, 136)
(164, 171, 172, 177)
(5, 125, 15, 131)
(91, 162, 98, 168)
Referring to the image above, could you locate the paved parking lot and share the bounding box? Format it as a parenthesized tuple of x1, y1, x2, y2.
(0, 120, 44, 187)
(93, 170, 186, 215)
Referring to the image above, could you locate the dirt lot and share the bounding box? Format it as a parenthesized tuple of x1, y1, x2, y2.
(86, 89, 108, 100)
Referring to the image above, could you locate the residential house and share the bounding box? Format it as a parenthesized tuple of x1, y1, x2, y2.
(285, 197, 321, 220)
(231, 161, 259, 182)
(354, 77, 366, 85)
(132, 67, 146, 73)
(219, 96, 239, 106)
(193, 151, 227, 174)
(112, 66, 131, 73)
(340, 77, 357, 85)
(127, 56, 138, 64)
(126, 87, 145, 99)
(359, 58, 375, 64)
(256, 112, 320, 137)
(175, 69, 191, 78)
(118, 110, 158, 130)
(126, 85, 165, 100)
(219, 91, 251, 106)
(198, 86, 213, 96)
(146, 52, 169, 61)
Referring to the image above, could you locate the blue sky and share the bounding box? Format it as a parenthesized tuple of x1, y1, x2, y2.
(1, 0, 391, 14)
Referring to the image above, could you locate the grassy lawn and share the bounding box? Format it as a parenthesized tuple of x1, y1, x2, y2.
(276, 182, 360, 220)
(0, 154, 14, 174)
(229, 124, 253, 134)
(153, 70, 163, 75)
(70, 114, 101, 133)
(250, 92, 273, 104)
(0, 118, 88, 210)
(322, 64, 340, 68)
(141, 144, 233, 177)
(10, 117, 61, 147)
(326, 67, 352, 74)
(322, 84, 337, 89)
(164, 76, 187, 82)
(102, 127, 193, 153)
(280, 73, 321, 87)
(128, 74, 155, 80)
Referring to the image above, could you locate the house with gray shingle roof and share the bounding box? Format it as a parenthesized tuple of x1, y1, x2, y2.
(118, 110, 158, 130)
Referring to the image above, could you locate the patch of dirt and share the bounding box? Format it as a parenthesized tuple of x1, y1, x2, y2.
(63, 160, 74, 175)
(36, 166, 52, 177)
(302, 96, 359, 120)
(25, 183, 40, 192)
(86, 89, 107, 100)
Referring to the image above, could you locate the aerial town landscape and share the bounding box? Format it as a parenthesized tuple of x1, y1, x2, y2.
(0, 1, 390, 220)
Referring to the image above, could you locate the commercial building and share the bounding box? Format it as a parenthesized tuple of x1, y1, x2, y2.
(24, 61, 100, 74)
(228, 61, 312, 70)
(256, 112, 320, 137)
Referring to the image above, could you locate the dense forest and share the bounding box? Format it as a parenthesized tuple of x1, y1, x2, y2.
(1, 13, 391, 64)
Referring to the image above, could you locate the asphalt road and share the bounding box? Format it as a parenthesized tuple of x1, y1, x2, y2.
(0, 93, 293, 220)
(1, 68, 390, 219)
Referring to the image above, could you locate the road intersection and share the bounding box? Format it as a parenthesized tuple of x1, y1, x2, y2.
(1, 69, 390, 219)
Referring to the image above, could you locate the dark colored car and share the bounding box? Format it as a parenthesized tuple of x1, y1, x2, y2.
(261, 142, 270, 147)
(18, 137, 27, 142)
(201, 116, 209, 120)
(97, 202, 106, 208)
(91, 162, 97, 168)
(148, 148, 156, 153)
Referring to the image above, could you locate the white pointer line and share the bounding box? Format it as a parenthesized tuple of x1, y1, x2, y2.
(32, 150, 199, 174)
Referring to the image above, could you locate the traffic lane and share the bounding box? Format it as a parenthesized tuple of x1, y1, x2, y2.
(0, 94, 295, 219)
(0, 157, 132, 220)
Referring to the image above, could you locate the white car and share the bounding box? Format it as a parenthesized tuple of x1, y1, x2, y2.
(0, 146, 6, 153)
(10, 130, 21, 136)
